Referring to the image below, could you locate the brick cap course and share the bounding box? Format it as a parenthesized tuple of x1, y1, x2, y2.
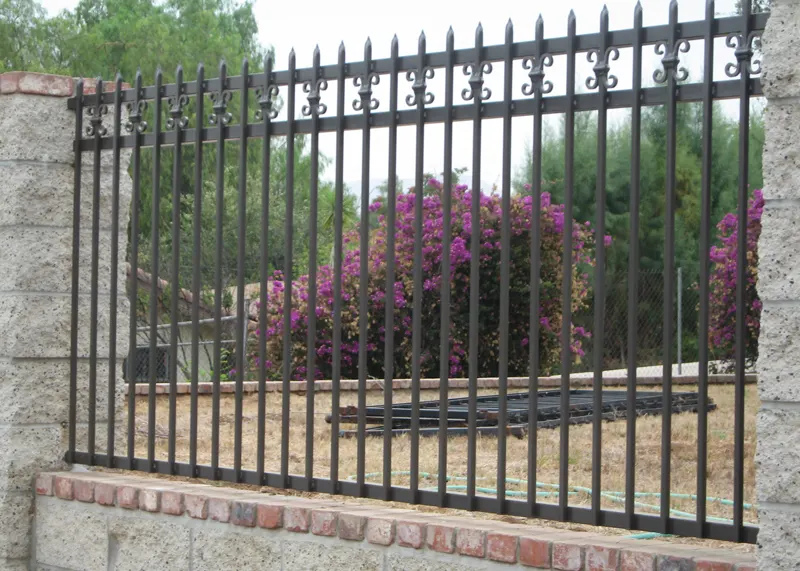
(35, 471, 756, 570)
(1, 71, 129, 97)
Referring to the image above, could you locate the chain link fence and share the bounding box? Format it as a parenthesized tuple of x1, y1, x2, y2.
(572, 265, 701, 378)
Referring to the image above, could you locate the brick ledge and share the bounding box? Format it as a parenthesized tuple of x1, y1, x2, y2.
(1, 71, 128, 97)
(36, 471, 756, 570)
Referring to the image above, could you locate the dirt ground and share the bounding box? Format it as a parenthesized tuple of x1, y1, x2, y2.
(127, 382, 756, 548)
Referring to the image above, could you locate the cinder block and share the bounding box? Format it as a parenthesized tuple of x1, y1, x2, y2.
(0, 94, 74, 164)
(385, 554, 492, 571)
(757, 305, 800, 402)
(756, 406, 800, 503)
(35, 496, 107, 571)
(0, 162, 130, 230)
(757, 505, 800, 569)
(0, 426, 65, 492)
(762, 2, 800, 100)
(282, 540, 381, 571)
(0, 494, 33, 558)
(192, 528, 280, 570)
(108, 516, 191, 571)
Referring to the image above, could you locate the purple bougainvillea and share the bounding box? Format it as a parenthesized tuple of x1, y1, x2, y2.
(252, 180, 602, 380)
(708, 189, 763, 372)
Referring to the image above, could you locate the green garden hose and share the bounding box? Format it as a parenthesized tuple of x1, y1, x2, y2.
(347, 471, 756, 537)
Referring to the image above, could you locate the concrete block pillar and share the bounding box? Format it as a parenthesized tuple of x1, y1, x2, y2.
(0, 72, 131, 569)
(757, 2, 800, 569)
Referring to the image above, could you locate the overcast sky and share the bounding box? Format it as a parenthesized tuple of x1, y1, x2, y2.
(41, 0, 748, 196)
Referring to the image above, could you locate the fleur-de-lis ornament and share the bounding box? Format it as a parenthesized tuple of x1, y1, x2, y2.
(725, 31, 762, 77)
(406, 32, 434, 107)
(125, 69, 148, 134)
(255, 84, 279, 120)
(302, 46, 328, 117)
(586, 6, 619, 91)
(653, 1, 690, 85)
(354, 73, 379, 111)
(522, 16, 554, 97)
(209, 60, 233, 126)
(653, 39, 690, 84)
(85, 78, 109, 138)
(353, 39, 380, 112)
(255, 55, 279, 121)
(166, 66, 189, 130)
(462, 24, 492, 102)
(302, 79, 328, 116)
(521, 54, 553, 96)
(462, 61, 492, 102)
(586, 47, 620, 90)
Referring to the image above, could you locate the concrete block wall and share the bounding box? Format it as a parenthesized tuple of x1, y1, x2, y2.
(0, 72, 131, 569)
(33, 471, 757, 571)
(756, 1, 800, 569)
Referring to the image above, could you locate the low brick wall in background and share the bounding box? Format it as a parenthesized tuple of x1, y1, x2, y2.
(127, 374, 756, 396)
(34, 471, 755, 571)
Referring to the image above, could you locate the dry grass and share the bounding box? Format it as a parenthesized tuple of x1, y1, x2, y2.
(131, 384, 757, 544)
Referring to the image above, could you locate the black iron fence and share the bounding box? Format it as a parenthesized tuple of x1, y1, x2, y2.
(67, 0, 766, 543)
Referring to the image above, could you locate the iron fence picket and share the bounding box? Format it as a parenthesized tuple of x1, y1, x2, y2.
(147, 70, 162, 473)
(625, 2, 644, 529)
(697, 0, 715, 536)
(559, 11, 577, 522)
(127, 71, 143, 468)
(108, 75, 123, 467)
(383, 37, 400, 500)
(733, 0, 754, 543)
(330, 44, 346, 491)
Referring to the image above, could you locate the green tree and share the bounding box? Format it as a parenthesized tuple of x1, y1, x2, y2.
(2, 0, 358, 322)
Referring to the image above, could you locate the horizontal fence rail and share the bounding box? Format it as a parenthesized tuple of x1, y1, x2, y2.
(68, 0, 765, 544)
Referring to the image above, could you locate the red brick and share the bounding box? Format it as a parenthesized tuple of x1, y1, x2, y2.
(586, 545, 621, 571)
(621, 550, 656, 571)
(35, 474, 54, 496)
(284, 506, 311, 532)
(397, 520, 425, 549)
(366, 517, 394, 546)
(487, 532, 518, 563)
(73, 479, 95, 503)
(520, 537, 551, 568)
(54, 476, 74, 500)
(339, 512, 366, 541)
(696, 562, 733, 571)
(208, 498, 232, 522)
(231, 501, 257, 527)
(456, 528, 486, 558)
(0, 72, 74, 96)
(257, 504, 284, 529)
(94, 482, 116, 506)
(117, 486, 139, 509)
(553, 542, 584, 571)
(161, 491, 184, 516)
(139, 489, 160, 512)
(657, 555, 696, 571)
(426, 523, 455, 553)
(184, 494, 208, 519)
(311, 510, 339, 536)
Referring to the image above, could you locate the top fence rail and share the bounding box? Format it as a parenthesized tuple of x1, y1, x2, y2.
(67, 10, 768, 150)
